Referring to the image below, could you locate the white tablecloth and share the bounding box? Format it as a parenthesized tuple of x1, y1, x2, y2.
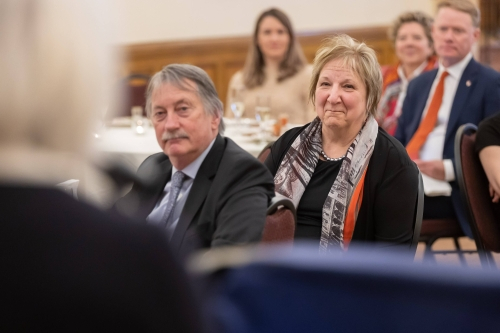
(95, 118, 271, 170)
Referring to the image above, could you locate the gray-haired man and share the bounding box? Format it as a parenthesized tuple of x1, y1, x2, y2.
(115, 64, 274, 256)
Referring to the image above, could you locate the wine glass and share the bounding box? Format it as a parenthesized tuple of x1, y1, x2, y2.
(230, 87, 246, 124)
(255, 95, 271, 142)
(255, 95, 271, 123)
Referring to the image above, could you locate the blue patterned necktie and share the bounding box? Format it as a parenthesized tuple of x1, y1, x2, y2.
(162, 171, 186, 227)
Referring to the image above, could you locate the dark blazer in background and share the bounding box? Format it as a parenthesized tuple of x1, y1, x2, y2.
(0, 186, 202, 332)
(115, 134, 275, 256)
(395, 58, 500, 236)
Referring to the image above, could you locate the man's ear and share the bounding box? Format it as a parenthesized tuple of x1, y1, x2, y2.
(211, 111, 221, 131)
(473, 27, 480, 42)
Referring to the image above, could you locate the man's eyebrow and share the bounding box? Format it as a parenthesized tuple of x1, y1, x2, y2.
(175, 98, 192, 106)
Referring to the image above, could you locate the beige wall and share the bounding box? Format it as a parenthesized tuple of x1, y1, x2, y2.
(112, 0, 435, 44)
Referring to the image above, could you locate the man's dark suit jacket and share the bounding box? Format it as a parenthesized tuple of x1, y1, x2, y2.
(0, 185, 202, 332)
(115, 134, 275, 256)
(395, 58, 500, 236)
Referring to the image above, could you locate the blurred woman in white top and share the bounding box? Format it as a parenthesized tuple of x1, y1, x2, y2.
(226, 8, 314, 124)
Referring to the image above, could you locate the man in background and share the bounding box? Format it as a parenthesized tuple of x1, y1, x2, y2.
(395, 0, 500, 236)
(115, 64, 274, 256)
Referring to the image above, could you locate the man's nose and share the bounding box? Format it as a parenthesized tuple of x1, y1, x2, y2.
(164, 113, 180, 130)
(443, 29, 454, 40)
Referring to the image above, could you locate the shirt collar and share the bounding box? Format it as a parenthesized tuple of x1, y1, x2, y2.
(438, 52, 472, 79)
(397, 60, 429, 83)
(172, 137, 216, 179)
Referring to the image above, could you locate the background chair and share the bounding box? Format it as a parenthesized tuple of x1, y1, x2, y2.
(257, 141, 274, 163)
(418, 171, 473, 264)
(261, 196, 296, 244)
(455, 123, 500, 268)
(109, 74, 150, 119)
(411, 171, 424, 254)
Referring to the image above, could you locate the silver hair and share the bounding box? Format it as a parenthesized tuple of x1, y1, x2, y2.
(146, 64, 225, 134)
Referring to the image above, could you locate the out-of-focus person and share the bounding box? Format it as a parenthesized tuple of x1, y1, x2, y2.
(376, 11, 437, 135)
(115, 64, 274, 257)
(0, 1, 202, 332)
(226, 8, 314, 124)
(395, 0, 500, 237)
(476, 112, 500, 203)
(264, 34, 419, 252)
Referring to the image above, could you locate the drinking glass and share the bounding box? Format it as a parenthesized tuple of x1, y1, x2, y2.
(255, 95, 271, 123)
(131, 106, 148, 135)
(230, 87, 246, 124)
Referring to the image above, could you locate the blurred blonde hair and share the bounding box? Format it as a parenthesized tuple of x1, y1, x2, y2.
(0, 0, 116, 183)
(309, 34, 382, 118)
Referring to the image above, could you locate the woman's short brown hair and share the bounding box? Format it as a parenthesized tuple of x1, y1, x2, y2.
(388, 11, 434, 49)
(309, 34, 382, 118)
(242, 8, 307, 89)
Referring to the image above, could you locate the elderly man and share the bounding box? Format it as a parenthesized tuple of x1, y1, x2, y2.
(395, 0, 500, 237)
(115, 64, 274, 255)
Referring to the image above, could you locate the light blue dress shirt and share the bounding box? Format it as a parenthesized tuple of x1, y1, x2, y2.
(147, 138, 216, 237)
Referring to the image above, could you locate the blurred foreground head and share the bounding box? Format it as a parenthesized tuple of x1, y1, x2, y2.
(0, 0, 115, 184)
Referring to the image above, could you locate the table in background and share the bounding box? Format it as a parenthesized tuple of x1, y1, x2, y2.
(95, 118, 272, 170)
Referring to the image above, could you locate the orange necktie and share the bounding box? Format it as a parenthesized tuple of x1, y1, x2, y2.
(406, 71, 449, 160)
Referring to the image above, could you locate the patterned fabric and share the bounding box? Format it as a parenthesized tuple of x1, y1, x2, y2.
(274, 116, 378, 252)
(162, 171, 186, 227)
(377, 57, 438, 135)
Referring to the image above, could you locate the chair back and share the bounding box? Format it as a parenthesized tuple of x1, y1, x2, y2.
(261, 197, 296, 243)
(110, 74, 150, 118)
(455, 123, 500, 256)
(257, 141, 274, 163)
(411, 171, 424, 253)
(203, 246, 500, 333)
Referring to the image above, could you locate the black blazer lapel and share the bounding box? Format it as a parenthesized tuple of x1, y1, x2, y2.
(170, 135, 226, 253)
(445, 58, 478, 147)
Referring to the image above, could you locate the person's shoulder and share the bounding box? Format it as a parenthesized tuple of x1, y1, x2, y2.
(219, 137, 274, 182)
(229, 70, 244, 85)
(274, 123, 309, 149)
(374, 127, 415, 168)
(136, 152, 169, 177)
(222, 137, 262, 169)
(473, 59, 500, 80)
(412, 68, 438, 85)
(140, 152, 169, 167)
(297, 64, 313, 79)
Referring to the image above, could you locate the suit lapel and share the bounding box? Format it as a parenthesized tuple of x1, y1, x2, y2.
(170, 135, 226, 253)
(409, 70, 437, 139)
(445, 58, 478, 146)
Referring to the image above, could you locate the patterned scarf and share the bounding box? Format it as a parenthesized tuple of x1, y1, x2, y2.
(274, 116, 378, 252)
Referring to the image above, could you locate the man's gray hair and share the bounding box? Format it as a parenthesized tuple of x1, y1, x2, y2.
(146, 64, 225, 134)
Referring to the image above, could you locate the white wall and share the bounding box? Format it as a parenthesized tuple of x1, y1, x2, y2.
(112, 0, 435, 45)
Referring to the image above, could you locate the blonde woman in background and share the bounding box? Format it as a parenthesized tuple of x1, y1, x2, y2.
(264, 35, 419, 251)
(226, 8, 314, 124)
(376, 11, 437, 135)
